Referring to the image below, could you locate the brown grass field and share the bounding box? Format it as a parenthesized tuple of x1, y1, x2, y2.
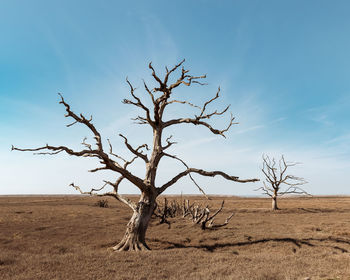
(1, 195, 350, 280)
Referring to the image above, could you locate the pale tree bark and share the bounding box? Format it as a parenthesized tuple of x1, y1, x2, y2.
(256, 155, 309, 211)
(272, 194, 278, 211)
(12, 60, 259, 251)
(113, 190, 157, 251)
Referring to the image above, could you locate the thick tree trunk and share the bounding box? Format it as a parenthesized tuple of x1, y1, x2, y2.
(113, 191, 156, 251)
(113, 126, 162, 252)
(272, 195, 279, 211)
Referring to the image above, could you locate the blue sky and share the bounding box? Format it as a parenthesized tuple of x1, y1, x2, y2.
(1, 0, 350, 195)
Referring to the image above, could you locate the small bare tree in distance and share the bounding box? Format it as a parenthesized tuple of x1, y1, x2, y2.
(256, 155, 308, 210)
(12, 60, 259, 251)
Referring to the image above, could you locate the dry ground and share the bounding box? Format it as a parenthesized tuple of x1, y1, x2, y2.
(0, 195, 350, 280)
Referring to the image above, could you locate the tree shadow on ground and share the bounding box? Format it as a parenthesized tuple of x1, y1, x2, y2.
(160, 236, 350, 253)
(297, 208, 345, 213)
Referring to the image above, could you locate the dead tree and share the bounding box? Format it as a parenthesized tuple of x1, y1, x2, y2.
(186, 200, 234, 230)
(256, 155, 308, 210)
(153, 198, 180, 228)
(12, 60, 259, 251)
(155, 198, 234, 230)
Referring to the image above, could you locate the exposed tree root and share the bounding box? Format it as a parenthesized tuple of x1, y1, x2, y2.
(113, 236, 150, 251)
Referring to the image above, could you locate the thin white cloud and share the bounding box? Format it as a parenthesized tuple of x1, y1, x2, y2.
(325, 133, 350, 145)
(234, 124, 265, 135)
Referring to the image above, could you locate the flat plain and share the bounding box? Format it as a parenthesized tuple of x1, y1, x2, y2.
(0, 195, 349, 280)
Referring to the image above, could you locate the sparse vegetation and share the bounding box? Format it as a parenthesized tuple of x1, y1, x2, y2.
(95, 199, 109, 208)
(1, 195, 350, 280)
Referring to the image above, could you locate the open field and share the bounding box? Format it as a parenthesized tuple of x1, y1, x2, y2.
(0, 195, 350, 280)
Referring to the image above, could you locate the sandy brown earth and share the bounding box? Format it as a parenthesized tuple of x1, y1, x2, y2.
(0, 195, 350, 280)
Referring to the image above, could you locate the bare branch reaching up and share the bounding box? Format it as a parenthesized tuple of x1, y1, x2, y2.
(163, 87, 237, 138)
(148, 62, 164, 88)
(199, 87, 221, 117)
(123, 78, 155, 128)
(106, 139, 125, 165)
(168, 68, 207, 90)
(163, 59, 186, 85)
(119, 134, 149, 163)
(142, 79, 155, 104)
(58, 93, 103, 151)
(163, 135, 177, 150)
(81, 137, 92, 151)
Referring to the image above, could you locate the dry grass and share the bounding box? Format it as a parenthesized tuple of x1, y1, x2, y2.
(0, 195, 349, 280)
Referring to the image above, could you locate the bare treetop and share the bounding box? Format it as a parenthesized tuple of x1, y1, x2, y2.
(123, 59, 237, 136)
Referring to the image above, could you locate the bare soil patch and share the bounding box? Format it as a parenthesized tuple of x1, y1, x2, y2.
(0, 195, 349, 279)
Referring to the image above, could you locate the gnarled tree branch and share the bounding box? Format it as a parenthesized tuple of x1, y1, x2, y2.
(163, 87, 237, 138)
(163, 152, 210, 199)
(158, 167, 259, 195)
(70, 182, 136, 211)
(122, 78, 155, 128)
(119, 134, 149, 163)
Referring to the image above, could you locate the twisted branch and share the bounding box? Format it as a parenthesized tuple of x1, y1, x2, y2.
(119, 134, 149, 163)
(158, 167, 259, 195)
(163, 152, 210, 199)
(122, 78, 155, 128)
(70, 182, 136, 210)
(12, 94, 147, 192)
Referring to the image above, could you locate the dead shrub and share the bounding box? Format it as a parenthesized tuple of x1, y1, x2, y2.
(154, 198, 234, 230)
(95, 199, 109, 208)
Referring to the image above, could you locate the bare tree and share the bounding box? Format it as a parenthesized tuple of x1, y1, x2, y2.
(256, 155, 308, 210)
(12, 60, 258, 251)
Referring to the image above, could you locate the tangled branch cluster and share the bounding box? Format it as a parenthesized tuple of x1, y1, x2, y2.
(154, 198, 234, 230)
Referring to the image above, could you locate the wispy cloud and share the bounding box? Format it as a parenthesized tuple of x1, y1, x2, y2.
(308, 111, 333, 126)
(234, 124, 265, 135)
(305, 94, 350, 127)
